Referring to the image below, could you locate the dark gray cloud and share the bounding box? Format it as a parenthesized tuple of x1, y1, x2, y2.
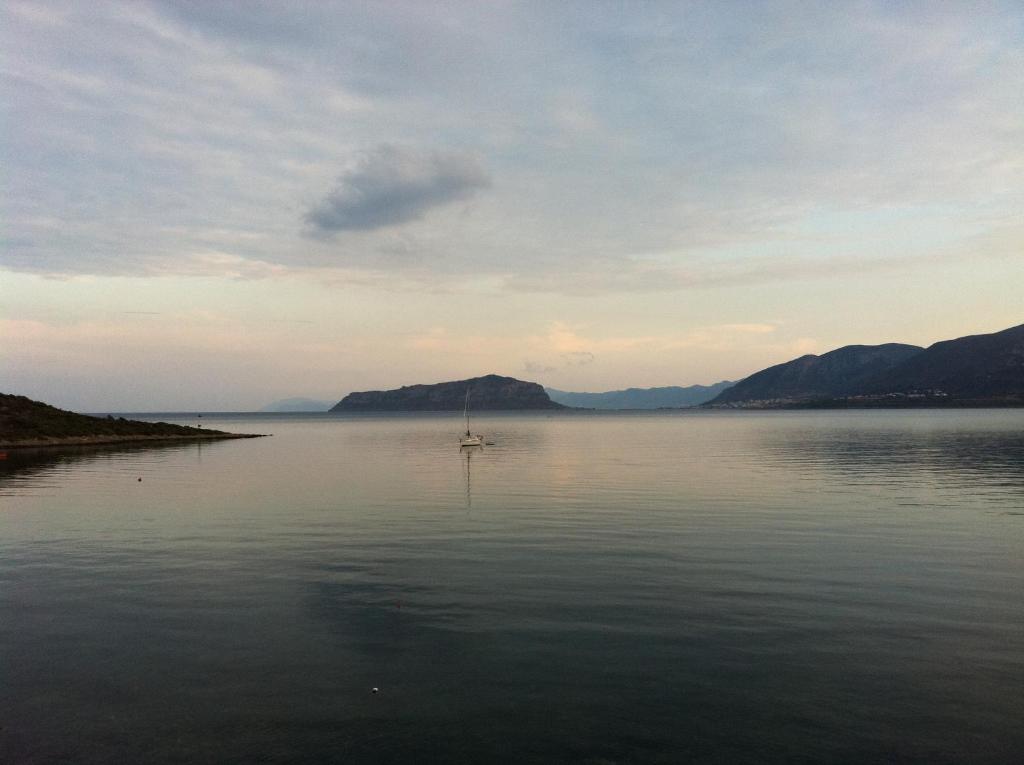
(305, 146, 490, 235)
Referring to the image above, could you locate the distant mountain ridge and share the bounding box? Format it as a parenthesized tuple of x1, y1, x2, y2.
(711, 344, 923, 404)
(708, 323, 1024, 406)
(862, 323, 1024, 398)
(546, 381, 734, 409)
(331, 374, 565, 411)
(325, 323, 1023, 412)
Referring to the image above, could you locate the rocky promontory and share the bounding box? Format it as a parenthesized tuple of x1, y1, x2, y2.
(331, 374, 566, 411)
(0, 393, 265, 448)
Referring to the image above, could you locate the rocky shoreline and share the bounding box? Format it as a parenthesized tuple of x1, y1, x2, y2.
(0, 392, 267, 451)
(0, 432, 265, 450)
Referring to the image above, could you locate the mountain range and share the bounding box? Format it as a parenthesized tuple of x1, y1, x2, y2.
(546, 381, 734, 409)
(708, 323, 1024, 407)
(322, 323, 1022, 412)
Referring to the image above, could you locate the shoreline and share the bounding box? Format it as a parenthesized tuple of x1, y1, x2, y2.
(0, 433, 267, 450)
(704, 399, 1024, 411)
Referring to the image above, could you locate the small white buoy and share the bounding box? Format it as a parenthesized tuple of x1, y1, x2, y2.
(371, 687, 379, 694)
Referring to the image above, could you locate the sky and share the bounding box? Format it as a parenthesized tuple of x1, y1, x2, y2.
(2, 0, 1022, 411)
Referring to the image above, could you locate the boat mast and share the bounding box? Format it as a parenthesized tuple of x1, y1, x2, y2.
(464, 388, 471, 435)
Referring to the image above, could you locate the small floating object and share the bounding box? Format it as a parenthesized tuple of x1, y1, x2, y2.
(137, 477, 142, 482)
(371, 687, 379, 694)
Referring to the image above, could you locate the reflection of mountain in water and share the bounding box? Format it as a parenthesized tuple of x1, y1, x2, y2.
(756, 425, 1024, 501)
(0, 441, 215, 494)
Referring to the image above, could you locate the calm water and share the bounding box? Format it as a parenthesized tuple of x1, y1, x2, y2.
(2, 410, 1023, 764)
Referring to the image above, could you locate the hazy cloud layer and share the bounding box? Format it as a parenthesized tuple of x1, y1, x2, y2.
(2, 1, 1022, 293)
(562, 351, 596, 367)
(305, 146, 489, 235)
(523, 360, 557, 375)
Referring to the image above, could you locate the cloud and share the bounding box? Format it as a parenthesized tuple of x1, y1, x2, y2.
(561, 351, 595, 367)
(712, 323, 777, 335)
(2, 1, 1021, 295)
(304, 145, 490, 235)
(523, 360, 557, 374)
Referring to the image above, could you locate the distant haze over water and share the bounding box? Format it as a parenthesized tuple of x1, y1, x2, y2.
(261, 397, 333, 413)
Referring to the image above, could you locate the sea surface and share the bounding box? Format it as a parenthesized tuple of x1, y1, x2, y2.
(2, 409, 1023, 764)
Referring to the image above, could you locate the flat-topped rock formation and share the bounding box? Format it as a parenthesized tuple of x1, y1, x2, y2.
(331, 374, 566, 411)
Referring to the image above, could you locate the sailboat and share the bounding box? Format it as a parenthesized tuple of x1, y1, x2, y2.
(459, 388, 483, 447)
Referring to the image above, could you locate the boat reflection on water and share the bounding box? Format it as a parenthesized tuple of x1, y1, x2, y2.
(462, 443, 482, 508)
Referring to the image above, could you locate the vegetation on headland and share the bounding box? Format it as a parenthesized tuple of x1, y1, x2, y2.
(0, 393, 263, 449)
